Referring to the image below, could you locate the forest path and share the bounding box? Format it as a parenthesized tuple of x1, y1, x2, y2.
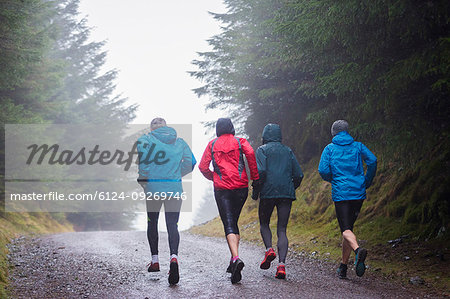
(8, 231, 429, 298)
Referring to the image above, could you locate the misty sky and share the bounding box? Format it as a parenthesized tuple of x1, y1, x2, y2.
(78, 0, 227, 230)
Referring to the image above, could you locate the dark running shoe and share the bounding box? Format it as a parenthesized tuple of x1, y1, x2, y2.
(275, 264, 286, 279)
(337, 263, 347, 279)
(147, 262, 160, 272)
(260, 248, 277, 270)
(231, 258, 245, 284)
(168, 258, 179, 285)
(226, 260, 233, 273)
(354, 248, 367, 277)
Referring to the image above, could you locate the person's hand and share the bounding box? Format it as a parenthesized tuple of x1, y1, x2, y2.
(251, 179, 261, 200)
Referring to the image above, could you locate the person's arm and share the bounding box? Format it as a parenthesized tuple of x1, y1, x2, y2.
(291, 150, 304, 189)
(252, 147, 266, 199)
(180, 140, 196, 177)
(136, 138, 149, 188)
(240, 138, 259, 181)
(198, 141, 214, 181)
(255, 147, 267, 183)
(361, 143, 377, 188)
(318, 146, 332, 182)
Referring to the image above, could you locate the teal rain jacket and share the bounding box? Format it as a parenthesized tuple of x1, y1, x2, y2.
(318, 131, 377, 202)
(137, 126, 196, 194)
(256, 124, 303, 200)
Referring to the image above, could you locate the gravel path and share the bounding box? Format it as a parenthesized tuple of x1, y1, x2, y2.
(8, 231, 431, 298)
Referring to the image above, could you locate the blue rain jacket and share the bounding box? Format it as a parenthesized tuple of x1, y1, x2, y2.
(256, 124, 303, 200)
(318, 131, 377, 202)
(137, 126, 196, 194)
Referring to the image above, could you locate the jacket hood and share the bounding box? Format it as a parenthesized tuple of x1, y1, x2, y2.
(150, 126, 177, 144)
(332, 131, 354, 146)
(262, 123, 282, 144)
(216, 118, 235, 137)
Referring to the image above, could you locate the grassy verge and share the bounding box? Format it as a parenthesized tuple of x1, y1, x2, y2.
(0, 211, 73, 298)
(191, 157, 450, 296)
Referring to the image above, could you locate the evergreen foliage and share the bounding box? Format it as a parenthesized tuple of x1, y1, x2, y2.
(1, 0, 137, 230)
(192, 0, 450, 238)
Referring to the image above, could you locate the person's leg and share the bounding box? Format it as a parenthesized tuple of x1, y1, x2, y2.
(147, 211, 160, 256)
(146, 211, 160, 272)
(335, 200, 366, 277)
(215, 188, 248, 257)
(164, 198, 182, 257)
(335, 200, 355, 262)
(165, 211, 180, 256)
(218, 188, 247, 284)
(259, 198, 275, 250)
(334, 200, 352, 278)
(164, 198, 182, 285)
(276, 199, 292, 264)
(342, 230, 358, 263)
(228, 188, 248, 258)
(166, 210, 181, 285)
(146, 198, 163, 271)
(214, 189, 239, 257)
(348, 200, 366, 277)
(343, 200, 364, 259)
(226, 234, 239, 257)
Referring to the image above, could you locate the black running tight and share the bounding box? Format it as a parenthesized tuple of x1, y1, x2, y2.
(259, 198, 292, 263)
(147, 210, 180, 255)
(146, 198, 182, 256)
(214, 188, 248, 235)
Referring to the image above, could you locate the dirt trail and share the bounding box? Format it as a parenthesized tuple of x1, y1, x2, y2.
(8, 231, 432, 298)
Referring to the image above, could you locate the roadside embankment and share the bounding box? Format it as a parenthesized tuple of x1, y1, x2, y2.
(0, 211, 72, 298)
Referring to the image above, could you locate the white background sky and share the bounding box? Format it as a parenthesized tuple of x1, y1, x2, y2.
(78, 0, 227, 230)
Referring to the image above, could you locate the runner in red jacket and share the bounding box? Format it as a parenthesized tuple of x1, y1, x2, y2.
(199, 118, 259, 284)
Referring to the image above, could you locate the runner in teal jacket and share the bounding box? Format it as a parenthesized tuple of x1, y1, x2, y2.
(136, 118, 196, 285)
(137, 125, 195, 195)
(254, 123, 303, 279)
(255, 123, 303, 200)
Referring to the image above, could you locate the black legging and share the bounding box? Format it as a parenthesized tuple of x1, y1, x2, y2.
(334, 199, 364, 233)
(146, 199, 181, 256)
(214, 188, 248, 235)
(259, 198, 292, 263)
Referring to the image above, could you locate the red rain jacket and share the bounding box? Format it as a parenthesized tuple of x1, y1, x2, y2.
(199, 134, 259, 190)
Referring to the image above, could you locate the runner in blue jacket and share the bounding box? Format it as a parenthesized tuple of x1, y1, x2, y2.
(137, 117, 196, 285)
(318, 120, 377, 279)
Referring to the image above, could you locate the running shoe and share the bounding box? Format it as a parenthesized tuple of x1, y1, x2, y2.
(147, 262, 160, 272)
(337, 263, 347, 279)
(231, 258, 245, 284)
(226, 260, 233, 273)
(260, 248, 277, 270)
(354, 248, 367, 277)
(275, 264, 286, 279)
(168, 258, 179, 285)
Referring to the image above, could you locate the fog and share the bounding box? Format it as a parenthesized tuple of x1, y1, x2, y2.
(78, 0, 226, 230)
